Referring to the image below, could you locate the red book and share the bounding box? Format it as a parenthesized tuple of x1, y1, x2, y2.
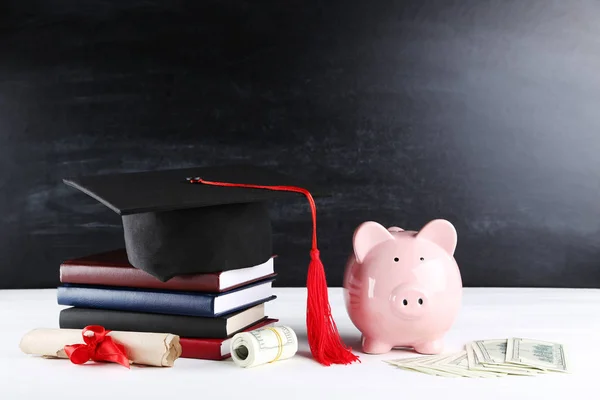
(60, 249, 276, 292)
(180, 318, 279, 360)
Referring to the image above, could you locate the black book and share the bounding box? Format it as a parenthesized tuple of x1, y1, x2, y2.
(59, 302, 267, 339)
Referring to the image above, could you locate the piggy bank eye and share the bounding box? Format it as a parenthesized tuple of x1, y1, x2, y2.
(394, 257, 399, 262)
(420, 257, 424, 261)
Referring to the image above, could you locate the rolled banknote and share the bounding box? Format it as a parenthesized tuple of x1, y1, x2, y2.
(230, 325, 298, 368)
(20, 327, 181, 367)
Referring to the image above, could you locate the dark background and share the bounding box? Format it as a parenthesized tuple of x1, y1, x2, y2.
(1, 0, 599, 289)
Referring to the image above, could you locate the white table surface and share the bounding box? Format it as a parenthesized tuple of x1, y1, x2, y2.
(0, 287, 598, 399)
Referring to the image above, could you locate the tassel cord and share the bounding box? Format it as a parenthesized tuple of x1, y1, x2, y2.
(190, 178, 359, 366)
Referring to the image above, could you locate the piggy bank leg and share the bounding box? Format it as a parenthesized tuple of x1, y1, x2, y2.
(361, 336, 393, 354)
(413, 339, 444, 355)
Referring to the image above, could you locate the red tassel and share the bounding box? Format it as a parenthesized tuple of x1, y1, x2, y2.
(189, 177, 359, 366)
(307, 249, 360, 365)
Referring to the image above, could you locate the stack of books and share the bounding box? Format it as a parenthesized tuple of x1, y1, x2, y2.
(57, 249, 278, 360)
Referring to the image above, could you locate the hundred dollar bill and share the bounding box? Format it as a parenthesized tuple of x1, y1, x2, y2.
(386, 353, 447, 366)
(388, 353, 473, 377)
(388, 352, 498, 378)
(466, 343, 537, 376)
(413, 353, 477, 378)
(471, 339, 545, 373)
(433, 351, 505, 378)
(386, 354, 458, 377)
(384, 338, 570, 377)
(505, 338, 570, 373)
(399, 364, 459, 378)
(385, 354, 449, 370)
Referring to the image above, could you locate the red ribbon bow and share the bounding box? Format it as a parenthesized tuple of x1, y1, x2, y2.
(64, 325, 130, 368)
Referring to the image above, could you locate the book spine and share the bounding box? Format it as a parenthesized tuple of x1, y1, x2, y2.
(178, 319, 279, 360)
(179, 338, 227, 360)
(59, 264, 221, 292)
(57, 286, 217, 317)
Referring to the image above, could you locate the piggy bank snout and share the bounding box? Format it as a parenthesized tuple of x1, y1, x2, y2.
(390, 286, 428, 319)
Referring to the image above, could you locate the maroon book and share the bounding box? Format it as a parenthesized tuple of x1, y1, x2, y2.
(60, 249, 276, 293)
(180, 318, 279, 360)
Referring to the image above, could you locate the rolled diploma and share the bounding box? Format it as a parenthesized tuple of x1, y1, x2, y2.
(19, 328, 182, 367)
(230, 325, 298, 368)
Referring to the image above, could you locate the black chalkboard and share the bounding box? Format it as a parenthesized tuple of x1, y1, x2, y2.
(1, 0, 599, 289)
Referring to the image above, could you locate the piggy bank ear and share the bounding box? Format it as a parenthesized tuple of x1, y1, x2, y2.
(416, 219, 457, 255)
(353, 221, 395, 263)
(388, 226, 404, 232)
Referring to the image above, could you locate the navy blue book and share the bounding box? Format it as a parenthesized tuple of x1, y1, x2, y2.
(57, 278, 275, 317)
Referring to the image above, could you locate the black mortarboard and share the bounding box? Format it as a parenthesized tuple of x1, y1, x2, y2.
(63, 165, 318, 282)
(63, 164, 360, 367)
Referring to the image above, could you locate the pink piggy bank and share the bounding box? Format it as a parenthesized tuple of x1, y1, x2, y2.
(343, 219, 462, 355)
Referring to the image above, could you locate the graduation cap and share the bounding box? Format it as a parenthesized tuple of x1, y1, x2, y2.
(63, 164, 359, 366)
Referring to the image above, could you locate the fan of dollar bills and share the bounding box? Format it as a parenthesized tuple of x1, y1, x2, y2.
(384, 337, 569, 377)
